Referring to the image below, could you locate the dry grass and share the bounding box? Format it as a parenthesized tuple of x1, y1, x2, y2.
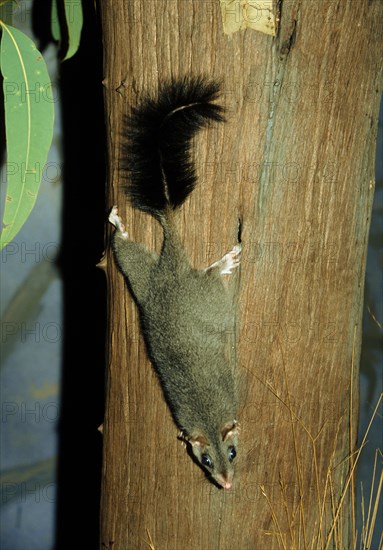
(259, 329, 382, 550)
(261, 393, 382, 550)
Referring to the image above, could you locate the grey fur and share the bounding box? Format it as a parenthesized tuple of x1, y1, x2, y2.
(110, 212, 240, 489)
(109, 77, 240, 489)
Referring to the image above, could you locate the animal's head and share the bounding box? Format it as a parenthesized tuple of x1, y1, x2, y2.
(187, 421, 239, 490)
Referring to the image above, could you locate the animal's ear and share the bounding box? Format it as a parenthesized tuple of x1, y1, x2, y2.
(188, 433, 209, 448)
(221, 420, 239, 442)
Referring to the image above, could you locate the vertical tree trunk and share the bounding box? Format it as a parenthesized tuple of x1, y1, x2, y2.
(99, 1, 382, 548)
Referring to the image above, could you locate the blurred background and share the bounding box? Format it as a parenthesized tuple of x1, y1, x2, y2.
(0, 2, 105, 549)
(0, 2, 381, 549)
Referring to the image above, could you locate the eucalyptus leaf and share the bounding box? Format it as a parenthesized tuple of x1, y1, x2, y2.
(0, 24, 54, 249)
(63, 0, 83, 60)
(51, 0, 61, 42)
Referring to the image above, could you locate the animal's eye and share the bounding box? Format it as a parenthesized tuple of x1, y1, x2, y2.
(228, 446, 237, 462)
(201, 454, 213, 468)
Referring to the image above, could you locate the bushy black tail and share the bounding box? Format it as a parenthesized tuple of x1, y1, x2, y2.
(122, 76, 225, 218)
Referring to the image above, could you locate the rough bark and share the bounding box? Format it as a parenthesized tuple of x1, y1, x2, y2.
(99, 1, 383, 548)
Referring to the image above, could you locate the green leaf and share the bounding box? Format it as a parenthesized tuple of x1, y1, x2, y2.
(0, 23, 55, 250)
(51, 0, 61, 42)
(63, 0, 83, 60)
(50, 0, 83, 60)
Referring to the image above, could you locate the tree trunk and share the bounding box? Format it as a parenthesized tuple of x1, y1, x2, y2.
(99, 1, 383, 548)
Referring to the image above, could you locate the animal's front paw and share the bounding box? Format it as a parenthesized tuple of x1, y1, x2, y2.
(205, 243, 242, 275)
(109, 206, 129, 238)
(220, 244, 242, 275)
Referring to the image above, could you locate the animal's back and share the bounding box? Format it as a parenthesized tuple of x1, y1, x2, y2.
(141, 253, 237, 430)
